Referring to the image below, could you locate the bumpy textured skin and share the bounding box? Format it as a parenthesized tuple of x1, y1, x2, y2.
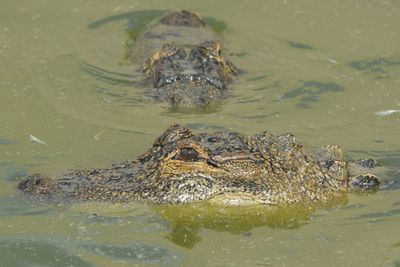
(18, 125, 379, 205)
(127, 11, 237, 108)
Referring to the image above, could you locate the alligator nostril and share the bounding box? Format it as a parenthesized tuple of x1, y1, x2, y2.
(176, 47, 187, 59)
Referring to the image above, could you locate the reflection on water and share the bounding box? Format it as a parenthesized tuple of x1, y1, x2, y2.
(156, 203, 317, 249)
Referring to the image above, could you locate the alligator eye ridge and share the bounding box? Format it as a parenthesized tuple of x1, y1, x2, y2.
(177, 147, 199, 162)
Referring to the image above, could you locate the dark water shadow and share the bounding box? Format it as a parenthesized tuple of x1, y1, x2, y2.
(351, 207, 400, 220)
(348, 57, 400, 77)
(277, 80, 344, 108)
(288, 40, 314, 50)
(0, 239, 92, 267)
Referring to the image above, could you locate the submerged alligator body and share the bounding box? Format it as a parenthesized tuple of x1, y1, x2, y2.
(19, 125, 379, 205)
(127, 10, 237, 108)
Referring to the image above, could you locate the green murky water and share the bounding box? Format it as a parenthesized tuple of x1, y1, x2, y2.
(1, 0, 400, 266)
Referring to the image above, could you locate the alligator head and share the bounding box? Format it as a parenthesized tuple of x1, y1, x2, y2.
(124, 10, 238, 108)
(142, 40, 237, 107)
(18, 125, 379, 205)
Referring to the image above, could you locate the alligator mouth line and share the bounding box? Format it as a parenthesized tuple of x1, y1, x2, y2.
(154, 73, 226, 89)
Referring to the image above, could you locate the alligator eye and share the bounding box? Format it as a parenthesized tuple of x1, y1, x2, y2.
(177, 147, 199, 162)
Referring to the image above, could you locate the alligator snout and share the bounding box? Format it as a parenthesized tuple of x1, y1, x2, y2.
(18, 174, 56, 197)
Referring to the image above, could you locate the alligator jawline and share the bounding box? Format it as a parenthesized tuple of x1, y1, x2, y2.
(155, 73, 225, 89)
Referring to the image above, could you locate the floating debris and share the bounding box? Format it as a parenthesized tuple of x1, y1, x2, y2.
(94, 131, 105, 141)
(29, 134, 47, 145)
(375, 110, 400, 117)
(326, 58, 338, 64)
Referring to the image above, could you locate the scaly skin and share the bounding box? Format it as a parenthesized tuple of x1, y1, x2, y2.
(18, 125, 379, 205)
(127, 10, 237, 108)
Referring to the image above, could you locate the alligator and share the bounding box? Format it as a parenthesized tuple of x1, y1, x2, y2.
(18, 124, 379, 205)
(126, 10, 237, 108)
